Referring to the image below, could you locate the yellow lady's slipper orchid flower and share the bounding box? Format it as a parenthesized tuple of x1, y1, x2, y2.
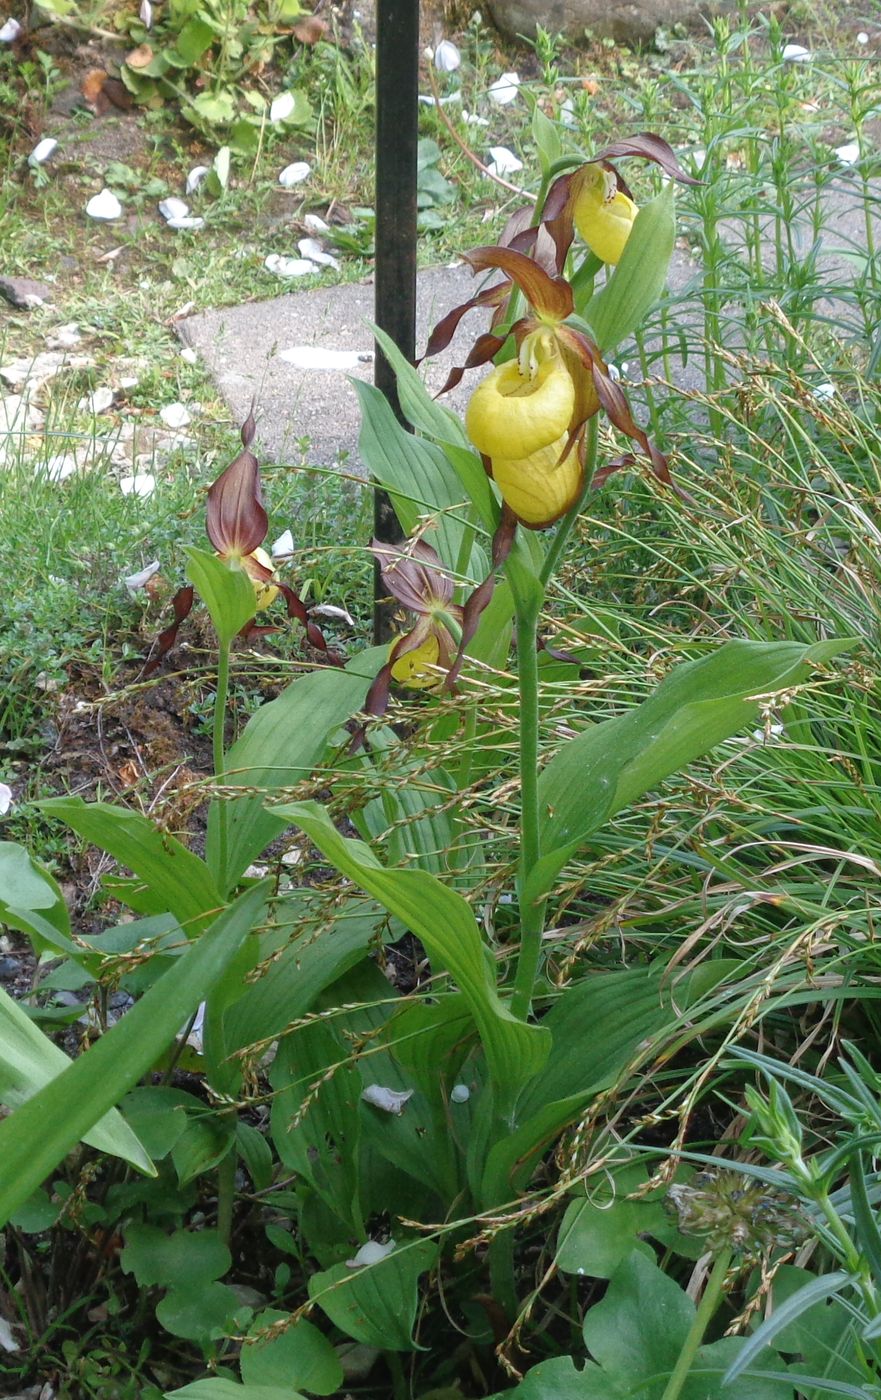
(390, 633, 442, 689)
(571, 165, 638, 265)
(239, 544, 280, 611)
(491, 435, 583, 530)
(466, 356, 576, 459)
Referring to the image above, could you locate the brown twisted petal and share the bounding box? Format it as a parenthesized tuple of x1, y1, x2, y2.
(591, 132, 702, 186)
(141, 584, 195, 676)
(277, 583, 344, 665)
(461, 247, 574, 321)
(371, 538, 454, 612)
(445, 508, 517, 689)
(419, 279, 511, 362)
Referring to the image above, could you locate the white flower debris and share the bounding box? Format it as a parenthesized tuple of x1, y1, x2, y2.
(346, 1239, 396, 1269)
(278, 161, 311, 187)
(782, 43, 812, 62)
(278, 345, 373, 370)
(86, 189, 123, 221)
(309, 603, 355, 627)
(486, 145, 523, 177)
(0, 783, 13, 816)
(813, 381, 835, 400)
(0, 16, 22, 41)
(123, 560, 161, 594)
(264, 254, 315, 278)
(488, 70, 520, 104)
(303, 213, 329, 234)
(835, 142, 860, 165)
(158, 196, 189, 222)
(297, 237, 340, 270)
(857, 30, 869, 44)
(450, 1083, 471, 1103)
(140, 0, 153, 28)
(271, 528, 295, 558)
(270, 91, 296, 123)
(361, 1085, 414, 1115)
(167, 216, 204, 230)
(434, 39, 461, 72)
(186, 165, 209, 193)
(28, 137, 58, 167)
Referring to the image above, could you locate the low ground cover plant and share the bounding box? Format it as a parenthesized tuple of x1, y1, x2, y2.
(1, 6, 881, 1398)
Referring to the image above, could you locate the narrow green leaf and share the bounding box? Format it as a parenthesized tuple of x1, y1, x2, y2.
(271, 801, 550, 1096)
(528, 638, 852, 905)
(722, 1272, 851, 1385)
(39, 796, 223, 937)
(0, 986, 153, 1174)
(371, 324, 470, 448)
(0, 841, 75, 957)
(186, 546, 257, 647)
(0, 882, 269, 1226)
(582, 184, 676, 352)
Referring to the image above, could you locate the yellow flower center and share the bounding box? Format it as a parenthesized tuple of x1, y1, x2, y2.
(240, 545, 280, 612)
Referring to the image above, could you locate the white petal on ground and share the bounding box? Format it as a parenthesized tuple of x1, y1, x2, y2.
(179, 346, 198, 365)
(813, 381, 835, 400)
(559, 97, 577, 129)
(120, 473, 156, 498)
(264, 254, 315, 278)
(450, 1083, 470, 1103)
(28, 137, 58, 167)
(346, 1239, 396, 1269)
(45, 322, 81, 349)
(278, 161, 311, 187)
(186, 165, 209, 194)
(280, 847, 302, 867)
(417, 90, 462, 107)
(434, 38, 461, 71)
(140, 0, 153, 27)
(40, 454, 79, 483)
(158, 196, 189, 222)
(271, 528, 295, 558)
(159, 402, 191, 429)
(167, 216, 205, 230)
(462, 110, 490, 126)
(361, 1085, 414, 1115)
(488, 70, 520, 104)
(486, 145, 523, 177)
(123, 560, 161, 594)
(309, 603, 355, 626)
(857, 30, 869, 43)
(0, 16, 22, 41)
(186, 1001, 206, 1052)
(297, 237, 341, 270)
(278, 345, 372, 369)
(835, 142, 860, 164)
(270, 91, 296, 123)
(303, 213, 329, 234)
(0, 783, 13, 817)
(82, 386, 115, 414)
(86, 189, 123, 221)
(782, 43, 811, 61)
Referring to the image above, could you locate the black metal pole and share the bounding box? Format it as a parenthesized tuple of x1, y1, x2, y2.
(373, 0, 419, 643)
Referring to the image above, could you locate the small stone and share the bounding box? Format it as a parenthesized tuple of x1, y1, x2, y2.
(159, 402, 191, 429)
(82, 386, 114, 414)
(28, 137, 58, 167)
(86, 189, 123, 221)
(0, 276, 54, 310)
(0, 955, 22, 977)
(857, 30, 869, 43)
(450, 1083, 470, 1103)
(45, 323, 81, 349)
(278, 161, 311, 187)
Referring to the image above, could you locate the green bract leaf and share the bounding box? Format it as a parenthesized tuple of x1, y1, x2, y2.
(527, 638, 852, 907)
(271, 801, 550, 1097)
(0, 840, 74, 957)
(0, 882, 269, 1227)
(582, 184, 676, 352)
(186, 546, 257, 647)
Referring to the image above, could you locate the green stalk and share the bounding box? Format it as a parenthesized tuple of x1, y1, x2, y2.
(216, 1145, 236, 1248)
(511, 588, 543, 1021)
(213, 637, 231, 886)
(659, 1249, 732, 1400)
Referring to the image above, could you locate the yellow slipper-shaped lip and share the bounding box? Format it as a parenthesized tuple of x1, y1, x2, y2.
(466, 358, 576, 459)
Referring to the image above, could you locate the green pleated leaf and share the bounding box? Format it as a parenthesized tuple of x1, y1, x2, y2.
(0, 882, 269, 1227)
(527, 638, 852, 907)
(271, 801, 550, 1097)
(308, 1239, 437, 1351)
(39, 796, 223, 937)
(0, 840, 75, 957)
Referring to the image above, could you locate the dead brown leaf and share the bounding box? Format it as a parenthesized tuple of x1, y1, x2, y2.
(125, 43, 154, 69)
(293, 15, 327, 44)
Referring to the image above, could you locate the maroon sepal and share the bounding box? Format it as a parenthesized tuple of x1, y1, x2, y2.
(592, 133, 702, 186)
(590, 362, 672, 488)
(277, 583, 344, 665)
(206, 413, 268, 558)
(142, 585, 195, 677)
(538, 636, 581, 665)
(419, 281, 511, 363)
(445, 508, 517, 689)
(461, 247, 573, 322)
(435, 330, 511, 397)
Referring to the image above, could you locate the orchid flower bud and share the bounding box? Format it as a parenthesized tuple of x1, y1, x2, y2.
(572, 165, 638, 265)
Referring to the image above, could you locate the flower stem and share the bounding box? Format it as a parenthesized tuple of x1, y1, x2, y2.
(539, 416, 599, 589)
(659, 1249, 732, 1400)
(511, 591, 544, 1020)
(216, 1144, 236, 1248)
(213, 638, 231, 886)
